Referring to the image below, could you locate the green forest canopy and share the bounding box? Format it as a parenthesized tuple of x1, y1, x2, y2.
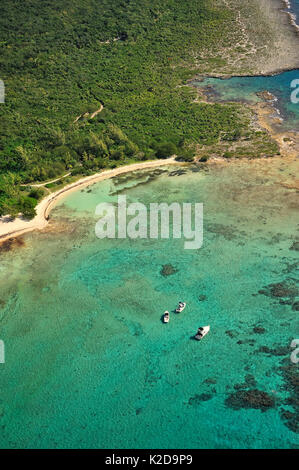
(0, 0, 266, 217)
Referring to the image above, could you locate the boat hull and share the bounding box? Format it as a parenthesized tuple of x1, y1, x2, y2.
(195, 325, 210, 341)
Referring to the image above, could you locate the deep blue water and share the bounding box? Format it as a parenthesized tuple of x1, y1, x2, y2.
(193, 69, 299, 131)
(290, 0, 299, 18)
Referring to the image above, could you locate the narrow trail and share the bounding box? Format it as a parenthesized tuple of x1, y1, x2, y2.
(22, 172, 72, 189)
(73, 104, 103, 123)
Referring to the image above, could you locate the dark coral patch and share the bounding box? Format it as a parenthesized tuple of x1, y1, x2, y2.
(280, 410, 298, 434)
(225, 389, 275, 412)
(258, 279, 298, 300)
(168, 169, 187, 177)
(253, 326, 266, 334)
(225, 330, 237, 339)
(292, 301, 299, 311)
(283, 261, 298, 274)
(290, 241, 299, 251)
(0, 237, 25, 253)
(190, 166, 202, 173)
(206, 223, 241, 241)
(233, 374, 257, 390)
(279, 361, 299, 433)
(237, 339, 255, 346)
(198, 295, 207, 302)
(203, 378, 217, 385)
(188, 393, 213, 406)
(258, 345, 289, 356)
(279, 299, 293, 306)
(110, 169, 167, 195)
(160, 264, 178, 277)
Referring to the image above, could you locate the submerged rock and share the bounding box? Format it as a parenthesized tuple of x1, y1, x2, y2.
(253, 326, 266, 334)
(203, 378, 217, 385)
(290, 241, 299, 251)
(258, 345, 289, 356)
(225, 330, 237, 339)
(206, 222, 247, 242)
(258, 279, 298, 300)
(168, 169, 187, 177)
(280, 410, 299, 434)
(279, 362, 299, 433)
(256, 90, 276, 102)
(233, 374, 257, 390)
(282, 261, 298, 275)
(225, 389, 275, 412)
(237, 339, 255, 346)
(0, 237, 25, 253)
(188, 393, 213, 406)
(160, 264, 178, 277)
(190, 166, 202, 173)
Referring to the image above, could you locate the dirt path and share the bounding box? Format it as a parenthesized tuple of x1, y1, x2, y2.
(22, 172, 72, 189)
(73, 104, 103, 123)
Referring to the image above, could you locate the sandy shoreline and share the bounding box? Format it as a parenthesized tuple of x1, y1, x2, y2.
(1, 0, 298, 245)
(0, 158, 177, 244)
(254, 101, 299, 163)
(2, 92, 294, 246)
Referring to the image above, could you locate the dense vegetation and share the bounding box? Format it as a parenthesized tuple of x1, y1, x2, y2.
(0, 0, 276, 217)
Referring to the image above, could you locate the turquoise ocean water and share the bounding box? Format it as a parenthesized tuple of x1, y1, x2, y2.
(193, 69, 299, 132)
(0, 153, 298, 448)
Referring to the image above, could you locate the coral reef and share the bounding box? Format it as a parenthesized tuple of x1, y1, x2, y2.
(160, 264, 178, 277)
(225, 389, 276, 412)
(188, 393, 213, 406)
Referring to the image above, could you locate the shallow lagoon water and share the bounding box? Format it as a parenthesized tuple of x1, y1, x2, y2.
(0, 157, 298, 449)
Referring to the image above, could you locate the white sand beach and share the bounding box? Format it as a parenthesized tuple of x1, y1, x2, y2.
(0, 158, 177, 243)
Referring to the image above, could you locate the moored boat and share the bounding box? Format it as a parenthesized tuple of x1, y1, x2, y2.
(195, 325, 210, 341)
(163, 311, 170, 323)
(175, 301, 186, 313)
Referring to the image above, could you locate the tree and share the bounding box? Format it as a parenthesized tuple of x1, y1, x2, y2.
(19, 196, 37, 219)
(155, 142, 177, 158)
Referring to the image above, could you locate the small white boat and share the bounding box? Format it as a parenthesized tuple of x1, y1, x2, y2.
(163, 311, 170, 323)
(175, 302, 186, 313)
(195, 325, 210, 341)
